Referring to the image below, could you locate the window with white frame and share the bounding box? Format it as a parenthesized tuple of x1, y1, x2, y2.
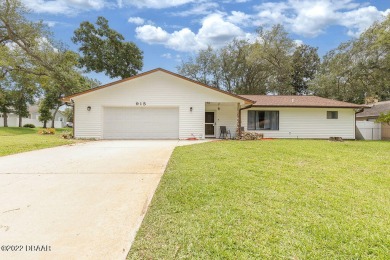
(327, 111, 338, 119)
(248, 111, 279, 130)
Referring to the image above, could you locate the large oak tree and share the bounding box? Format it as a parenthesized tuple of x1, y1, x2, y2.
(1, 0, 97, 127)
(72, 16, 143, 79)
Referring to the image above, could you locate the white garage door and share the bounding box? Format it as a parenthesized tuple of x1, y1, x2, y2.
(103, 107, 179, 139)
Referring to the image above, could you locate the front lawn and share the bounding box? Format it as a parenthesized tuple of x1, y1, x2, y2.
(129, 140, 390, 259)
(0, 127, 80, 156)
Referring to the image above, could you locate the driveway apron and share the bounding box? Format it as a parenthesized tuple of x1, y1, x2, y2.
(0, 140, 179, 260)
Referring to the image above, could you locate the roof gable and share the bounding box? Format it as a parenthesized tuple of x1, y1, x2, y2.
(62, 68, 253, 104)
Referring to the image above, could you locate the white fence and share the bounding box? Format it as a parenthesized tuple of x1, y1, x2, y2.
(356, 121, 381, 140)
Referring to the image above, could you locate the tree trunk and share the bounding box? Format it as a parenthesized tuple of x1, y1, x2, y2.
(43, 120, 47, 128)
(3, 112, 8, 127)
(18, 114, 22, 127)
(51, 104, 61, 128)
(236, 102, 241, 138)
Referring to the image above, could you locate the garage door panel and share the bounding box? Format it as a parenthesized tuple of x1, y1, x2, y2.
(103, 107, 179, 139)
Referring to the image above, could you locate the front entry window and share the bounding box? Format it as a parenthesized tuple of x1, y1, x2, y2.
(248, 111, 279, 130)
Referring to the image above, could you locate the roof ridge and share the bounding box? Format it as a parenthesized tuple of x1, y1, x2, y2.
(238, 95, 365, 108)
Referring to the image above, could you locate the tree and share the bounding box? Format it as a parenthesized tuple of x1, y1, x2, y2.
(7, 71, 38, 127)
(0, 85, 12, 127)
(376, 111, 390, 125)
(178, 25, 300, 95)
(38, 101, 51, 128)
(0, 60, 11, 126)
(63, 107, 73, 122)
(311, 15, 390, 103)
(178, 46, 221, 88)
(72, 16, 143, 79)
(1, 0, 99, 128)
(250, 25, 296, 94)
(38, 50, 100, 128)
(220, 39, 268, 94)
(0, 0, 57, 76)
(374, 14, 390, 68)
(291, 45, 320, 95)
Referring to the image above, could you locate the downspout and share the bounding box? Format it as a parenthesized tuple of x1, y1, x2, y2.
(70, 99, 75, 138)
(237, 103, 253, 138)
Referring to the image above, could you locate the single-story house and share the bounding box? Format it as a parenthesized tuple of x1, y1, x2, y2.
(0, 104, 66, 128)
(356, 100, 390, 140)
(62, 68, 364, 140)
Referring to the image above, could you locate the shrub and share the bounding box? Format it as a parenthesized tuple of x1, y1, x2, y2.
(38, 128, 56, 135)
(23, 124, 35, 128)
(61, 131, 73, 139)
(239, 131, 264, 140)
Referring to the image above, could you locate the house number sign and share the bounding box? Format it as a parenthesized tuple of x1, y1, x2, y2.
(136, 102, 146, 106)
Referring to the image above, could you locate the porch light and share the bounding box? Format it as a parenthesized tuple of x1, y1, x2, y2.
(190, 107, 193, 112)
(87, 106, 91, 111)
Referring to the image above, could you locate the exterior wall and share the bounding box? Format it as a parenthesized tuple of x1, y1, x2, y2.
(241, 107, 356, 139)
(0, 114, 18, 127)
(0, 114, 63, 128)
(205, 103, 238, 138)
(73, 71, 244, 139)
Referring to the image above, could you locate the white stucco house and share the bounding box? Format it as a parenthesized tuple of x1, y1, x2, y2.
(62, 68, 364, 140)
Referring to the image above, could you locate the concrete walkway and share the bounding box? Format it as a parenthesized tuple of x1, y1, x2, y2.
(0, 140, 209, 260)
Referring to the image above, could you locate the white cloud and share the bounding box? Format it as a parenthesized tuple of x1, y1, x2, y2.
(227, 11, 252, 26)
(37, 37, 59, 52)
(121, 0, 195, 9)
(128, 17, 145, 25)
(22, 0, 106, 15)
(137, 25, 201, 51)
(43, 21, 58, 27)
(161, 53, 172, 59)
(340, 6, 390, 37)
(197, 13, 244, 45)
(294, 39, 304, 46)
(135, 13, 246, 52)
(254, 0, 390, 38)
(135, 25, 170, 43)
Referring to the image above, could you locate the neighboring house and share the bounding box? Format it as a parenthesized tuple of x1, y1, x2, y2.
(356, 100, 390, 140)
(0, 104, 66, 128)
(62, 68, 364, 140)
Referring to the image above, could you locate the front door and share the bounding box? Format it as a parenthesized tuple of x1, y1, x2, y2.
(205, 112, 215, 137)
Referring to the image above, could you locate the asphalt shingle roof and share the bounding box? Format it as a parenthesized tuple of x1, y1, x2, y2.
(356, 100, 390, 117)
(240, 95, 364, 108)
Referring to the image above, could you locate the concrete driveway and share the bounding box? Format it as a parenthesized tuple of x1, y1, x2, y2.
(0, 140, 208, 260)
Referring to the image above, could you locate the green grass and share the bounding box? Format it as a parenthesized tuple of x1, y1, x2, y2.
(128, 140, 390, 259)
(0, 127, 80, 156)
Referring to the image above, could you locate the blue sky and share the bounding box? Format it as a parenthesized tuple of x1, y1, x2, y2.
(25, 0, 390, 85)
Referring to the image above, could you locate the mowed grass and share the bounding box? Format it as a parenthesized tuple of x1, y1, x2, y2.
(129, 140, 390, 259)
(0, 127, 80, 156)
